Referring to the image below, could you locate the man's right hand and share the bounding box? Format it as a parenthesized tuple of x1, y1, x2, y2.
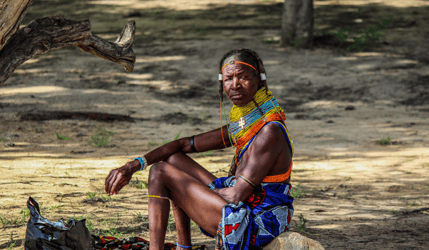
(105, 162, 137, 195)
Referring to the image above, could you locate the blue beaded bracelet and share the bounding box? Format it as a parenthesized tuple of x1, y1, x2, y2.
(134, 157, 147, 171)
(176, 243, 193, 249)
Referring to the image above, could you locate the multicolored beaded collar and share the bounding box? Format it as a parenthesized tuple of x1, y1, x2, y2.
(228, 87, 287, 163)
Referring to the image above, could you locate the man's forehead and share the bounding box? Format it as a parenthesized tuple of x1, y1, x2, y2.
(223, 64, 250, 74)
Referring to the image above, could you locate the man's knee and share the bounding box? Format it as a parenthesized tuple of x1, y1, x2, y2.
(148, 161, 178, 182)
(149, 162, 167, 182)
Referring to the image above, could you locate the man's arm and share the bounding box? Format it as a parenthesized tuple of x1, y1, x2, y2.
(124, 125, 232, 174)
(216, 123, 288, 204)
(106, 125, 232, 195)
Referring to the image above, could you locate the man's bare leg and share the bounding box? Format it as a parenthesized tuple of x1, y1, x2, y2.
(172, 202, 191, 249)
(148, 165, 171, 250)
(164, 152, 213, 249)
(148, 162, 226, 250)
(148, 197, 170, 250)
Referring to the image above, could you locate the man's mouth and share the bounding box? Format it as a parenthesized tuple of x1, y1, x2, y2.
(230, 93, 244, 99)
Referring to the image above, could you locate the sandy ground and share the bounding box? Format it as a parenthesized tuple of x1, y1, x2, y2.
(1, 0, 429, 249)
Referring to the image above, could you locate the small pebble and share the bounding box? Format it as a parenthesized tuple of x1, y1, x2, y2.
(345, 105, 355, 111)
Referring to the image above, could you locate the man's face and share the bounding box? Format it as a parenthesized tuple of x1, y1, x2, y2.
(222, 63, 260, 106)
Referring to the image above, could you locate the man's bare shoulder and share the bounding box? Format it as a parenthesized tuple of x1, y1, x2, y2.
(252, 122, 286, 149)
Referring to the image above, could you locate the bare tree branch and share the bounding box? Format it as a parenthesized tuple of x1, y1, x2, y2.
(0, 0, 34, 51)
(0, 15, 136, 85)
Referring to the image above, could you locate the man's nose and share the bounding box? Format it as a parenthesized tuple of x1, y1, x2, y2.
(231, 76, 240, 89)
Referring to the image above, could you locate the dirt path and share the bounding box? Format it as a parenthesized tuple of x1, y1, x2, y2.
(1, 0, 429, 249)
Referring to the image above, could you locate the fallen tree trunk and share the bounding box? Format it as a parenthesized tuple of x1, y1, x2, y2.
(0, 15, 136, 85)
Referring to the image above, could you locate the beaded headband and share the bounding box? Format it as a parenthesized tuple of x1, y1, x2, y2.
(222, 60, 257, 71)
(219, 56, 267, 82)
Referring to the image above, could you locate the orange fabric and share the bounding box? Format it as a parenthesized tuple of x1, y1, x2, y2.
(222, 61, 257, 71)
(262, 160, 293, 183)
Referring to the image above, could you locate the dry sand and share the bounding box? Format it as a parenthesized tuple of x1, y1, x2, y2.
(1, 0, 428, 249)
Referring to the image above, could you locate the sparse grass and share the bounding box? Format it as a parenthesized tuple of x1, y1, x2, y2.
(35, 126, 44, 133)
(132, 212, 147, 223)
(8, 242, 16, 249)
(86, 192, 97, 200)
(0, 210, 28, 227)
(162, 131, 182, 145)
(90, 126, 115, 148)
(296, 213, 308, 233)
(261, 37, 278, 44)
(376, 136, 391, 145)
(187, 110, 212, 124)
(49, 204, 63, 212)
(200, 111, 211, 121)
(19, 122, 27, 131)
(86, 217, 94, 231)
(56, 132, 70, 140)
(190, 220, 199, 229)
(130, 177, 148, 189)
(85, 191, 114, 202)
(409, 199, 421, 206)
(291, 183, 307, 198)
(100, 227, 126, 238)
(199, 150, 213, 157)
(326, 18, 391, 52)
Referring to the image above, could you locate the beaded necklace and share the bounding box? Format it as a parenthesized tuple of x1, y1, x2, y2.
(228, 87, 286, 166)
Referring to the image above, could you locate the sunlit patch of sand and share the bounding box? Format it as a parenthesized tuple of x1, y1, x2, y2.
(315, 0, 429, 8)
(136, 55, 187, 63)
(0, 86, 69, 95)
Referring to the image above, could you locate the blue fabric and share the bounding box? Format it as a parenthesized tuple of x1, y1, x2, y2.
(201, 176, 294, 250)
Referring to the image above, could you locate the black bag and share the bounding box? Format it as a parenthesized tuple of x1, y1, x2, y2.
(24, 196, 93, 250)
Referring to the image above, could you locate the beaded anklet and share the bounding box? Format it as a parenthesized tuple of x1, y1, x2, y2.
(148, 195, 169, 200)
(176, 243, 193, 249)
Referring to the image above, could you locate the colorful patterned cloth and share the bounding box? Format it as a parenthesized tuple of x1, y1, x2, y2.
(204, 176, 294, 250)
(92, 235, 206, 250)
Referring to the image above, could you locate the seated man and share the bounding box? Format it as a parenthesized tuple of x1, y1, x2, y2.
(105, 48, 294, 250)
